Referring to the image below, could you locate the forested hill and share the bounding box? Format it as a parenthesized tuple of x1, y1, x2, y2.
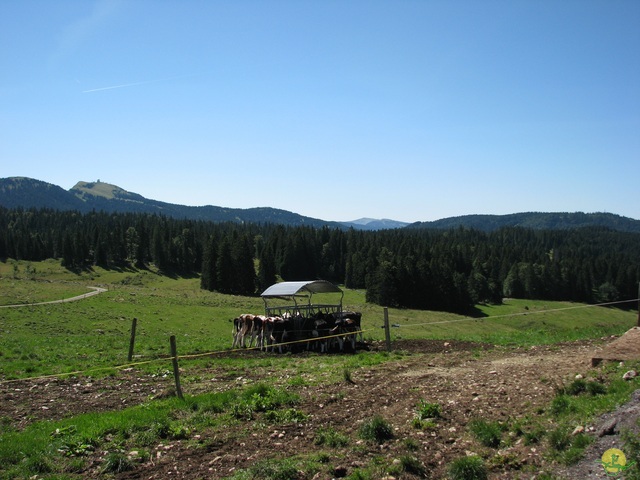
(0, 177, 340, 229)
(409, 212, 640, 233)
(1, 208, 639, 314)
(2, 177, 638, 233)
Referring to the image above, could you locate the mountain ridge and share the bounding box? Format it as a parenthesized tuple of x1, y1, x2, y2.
(408, 212, 640, 233)
(1, 177, 639, 233)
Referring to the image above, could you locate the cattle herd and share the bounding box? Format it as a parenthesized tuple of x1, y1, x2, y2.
(231, 311, 363, 353)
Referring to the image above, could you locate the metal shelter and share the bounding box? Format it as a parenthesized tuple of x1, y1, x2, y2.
(260, 280, 344, 318)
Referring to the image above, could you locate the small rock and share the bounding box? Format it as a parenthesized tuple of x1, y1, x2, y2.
(575, 374, 583, 379)
(622, 370, 637, 381)
(598, 418, 617, 437)
(571, 426, 584, 435)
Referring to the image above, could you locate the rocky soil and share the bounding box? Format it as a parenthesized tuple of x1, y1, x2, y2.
(1, 338, 638, 479)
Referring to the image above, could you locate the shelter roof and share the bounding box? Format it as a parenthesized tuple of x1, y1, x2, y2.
(260, 280, 342, 298)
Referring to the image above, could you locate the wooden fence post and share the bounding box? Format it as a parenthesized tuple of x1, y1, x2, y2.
(170, 335, 184, 400)
(383, 307, 392, 352)
(128, 317, 137, 362)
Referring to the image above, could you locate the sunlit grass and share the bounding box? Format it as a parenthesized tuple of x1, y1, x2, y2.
(0, 259, 637, 381)
(1, 259, 639, 479)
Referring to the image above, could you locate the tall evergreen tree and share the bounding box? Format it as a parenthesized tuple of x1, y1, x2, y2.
(257, 243, 277, 293)
(200, 235, 218, 291)
(232, 234, 256, 295)
(216, 237, 234, 294)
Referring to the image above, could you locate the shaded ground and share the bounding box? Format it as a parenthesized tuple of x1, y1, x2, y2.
(1, 337, 638, 479)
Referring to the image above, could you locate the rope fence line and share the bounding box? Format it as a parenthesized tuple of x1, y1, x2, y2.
(0, 327, 371, 386)
(1, 297, 637, 387)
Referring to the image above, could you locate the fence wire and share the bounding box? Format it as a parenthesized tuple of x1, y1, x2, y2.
(1, 297, 637, 387)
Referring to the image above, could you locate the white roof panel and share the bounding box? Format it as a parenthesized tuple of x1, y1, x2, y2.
(260, 280, 342, 297)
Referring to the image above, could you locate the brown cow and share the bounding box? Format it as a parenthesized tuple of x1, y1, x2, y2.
(231, 313, 256, 348)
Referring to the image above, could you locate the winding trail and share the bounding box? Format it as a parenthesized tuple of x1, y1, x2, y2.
(0, 286, 107, 308)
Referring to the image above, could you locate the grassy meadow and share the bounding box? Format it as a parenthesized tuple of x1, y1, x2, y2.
(0, 258, 637, 380)
(1, 259, 640, 479)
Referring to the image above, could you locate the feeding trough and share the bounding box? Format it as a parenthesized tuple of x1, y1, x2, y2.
(261, 280, 355, 351)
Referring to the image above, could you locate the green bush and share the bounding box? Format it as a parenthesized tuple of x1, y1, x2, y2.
(447, 455, 487, 480)
(468, 419, 502, 448)
(358, 415, 394, 444)
(523, 425, 546, 445)
(263, 408, 308, 424)
(412, 417, 438, 430)
(314, 427, 349, 447)
(242, 457, 302, 480)
(563, 379, 607, 396)
(398, 455, 426, 476)
(550, 395, 571, 415)
(101, 451, 133, 474)
(547, 426, 571, 451)
(564, 379, 587, 395)
(585, 381, 607, 395)
(416, 400, 441, 419)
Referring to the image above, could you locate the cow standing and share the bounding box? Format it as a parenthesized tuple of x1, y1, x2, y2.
(231, 313, 256, 348)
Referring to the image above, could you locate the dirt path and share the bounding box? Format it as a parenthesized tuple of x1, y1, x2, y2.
(0, 286, 107, 308)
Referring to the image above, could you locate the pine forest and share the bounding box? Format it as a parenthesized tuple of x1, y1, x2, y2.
(2, 207, 639, 314)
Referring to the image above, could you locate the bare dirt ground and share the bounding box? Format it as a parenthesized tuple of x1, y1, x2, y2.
(2, 337, 639, 479)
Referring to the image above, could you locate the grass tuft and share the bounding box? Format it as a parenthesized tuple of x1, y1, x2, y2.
(358, 415, 394, 444)
(314, 427, 349, 448)
(468, 419, 503, 448)
(447, 455, 487, 480)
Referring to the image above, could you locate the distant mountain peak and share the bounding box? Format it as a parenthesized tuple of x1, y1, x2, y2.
(341, 218, 410, 230)
(71, 180, 145, 203)
(347, 218, 377, 225)
(2, 177, 637, 233)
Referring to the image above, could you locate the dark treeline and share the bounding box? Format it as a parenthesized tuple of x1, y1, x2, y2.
(2, 207, 639, 313)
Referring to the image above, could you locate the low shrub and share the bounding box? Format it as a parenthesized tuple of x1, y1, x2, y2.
(469, 419, 503, 448)
(359, 415, 394, 444)
(447, 455, 487, 480)
(416, 400, 441, 419)
(564, 379, 587, 396)
(585, 381, 607, 396)
(398, 455, 426, 476)
(101, 451, 133, 474)
(563, 379, 607, 396)
(550, 395, 571, 415)
(314, 427, 349, 448)
(547, 426, 571, 451)
(240, 457, 302, 480)
(523, 425, 546, 445)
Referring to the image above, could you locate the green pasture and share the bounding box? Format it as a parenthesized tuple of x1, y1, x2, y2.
(0, 259, 637, 380)
(1, 259, 639, 479)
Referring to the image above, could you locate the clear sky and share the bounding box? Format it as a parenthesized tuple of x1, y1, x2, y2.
(2, 1, 639, 223)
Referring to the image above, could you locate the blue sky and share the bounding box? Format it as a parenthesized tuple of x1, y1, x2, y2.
(2, 1, 639, 223)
